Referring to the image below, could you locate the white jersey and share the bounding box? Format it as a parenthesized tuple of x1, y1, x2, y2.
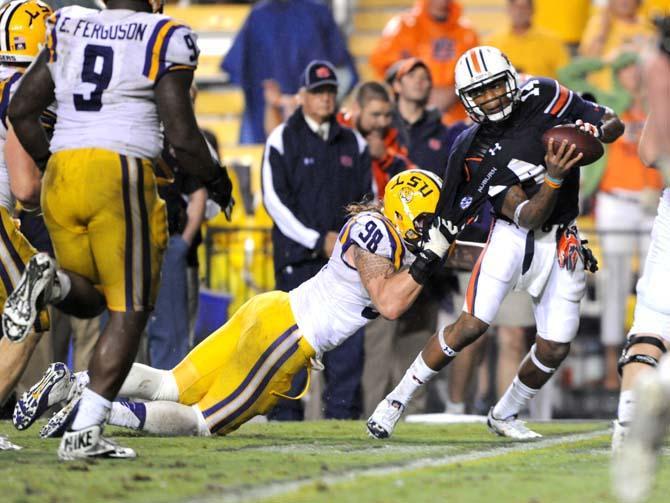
(289, 211, 413, 354)
(46, 6, 199, 159)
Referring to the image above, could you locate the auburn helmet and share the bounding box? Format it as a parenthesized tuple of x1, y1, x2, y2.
(383, 169, 443, 250)
(0, 0, 52, 64)
(454, 46, 519, 123)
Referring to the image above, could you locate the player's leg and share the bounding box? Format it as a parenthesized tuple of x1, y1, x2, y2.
(612, 195, 670, 452)
(107, 401, 209, 436)
(489, 259, 585, 439)
(367, 248, 514, 439)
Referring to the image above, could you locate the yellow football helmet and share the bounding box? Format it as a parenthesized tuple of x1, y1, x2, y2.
(0, 0, 52, 64)
(383, 169, 443, 248)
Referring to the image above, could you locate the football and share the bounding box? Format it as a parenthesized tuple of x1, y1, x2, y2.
(541, 125, 604, 165)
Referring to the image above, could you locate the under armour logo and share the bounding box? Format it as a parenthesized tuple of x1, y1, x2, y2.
(488, 143, 502, 156)
(303, 158, 315, 166)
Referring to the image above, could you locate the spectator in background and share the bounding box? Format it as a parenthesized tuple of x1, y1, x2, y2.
(391, 58, 467, 174)
(579, 0, 654, 90)
(533, 0, 592, 53)
(146, 142, 208, 370)
(222, 0, 358, 144)
(262, 60, 371, 421)
(369, 0, 478, 124)
(560, 51, 663, 390)
(484, 0, 570, 79)
(338, 82, 413, 198)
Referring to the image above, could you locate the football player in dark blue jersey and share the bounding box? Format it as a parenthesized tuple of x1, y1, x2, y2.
(368, 46, 624, 440)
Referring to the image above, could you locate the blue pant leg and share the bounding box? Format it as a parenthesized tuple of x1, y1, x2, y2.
(147, 236, 190, 370)
(322, 327, 364, 419)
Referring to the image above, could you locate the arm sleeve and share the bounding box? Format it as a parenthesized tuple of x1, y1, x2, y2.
(346, 215, 405, 270)
(261, 125, 321, 250)
(153, 25, 199, 83)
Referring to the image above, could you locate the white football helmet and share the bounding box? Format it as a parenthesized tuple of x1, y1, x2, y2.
(454, 46, 519, 123)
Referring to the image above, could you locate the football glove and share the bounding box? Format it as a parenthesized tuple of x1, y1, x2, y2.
(409, 217, 457, 285)
(204, 167, 234, 221)
(581, 239, 598, 273)
(557, 226, 582, 271)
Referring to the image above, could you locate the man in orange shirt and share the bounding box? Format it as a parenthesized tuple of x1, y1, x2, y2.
(337, 82, 413, 199)
(370, 0, 478, 123)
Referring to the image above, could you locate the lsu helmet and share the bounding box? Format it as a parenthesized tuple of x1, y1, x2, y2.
(383, 169, 443, 250)
(0, 0, 52, 64)
(454, 46, 519, 123)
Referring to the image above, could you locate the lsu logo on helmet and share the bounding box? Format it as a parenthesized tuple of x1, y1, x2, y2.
(0, 0, 52, 63)
(383, 169, 443, 249)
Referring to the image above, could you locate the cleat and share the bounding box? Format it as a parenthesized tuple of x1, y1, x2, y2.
(0, 435, 22, 451)
(41, 397, 80, 439)
(487, 408, 542, 440)
(2, 253, 56, 343)
(13, 362, 74, 431)
(367, 398, 406, 439)
(612, 371, 670, 503)
(58, 424, 136, 461)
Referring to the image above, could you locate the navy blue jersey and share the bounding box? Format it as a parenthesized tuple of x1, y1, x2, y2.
(437, 77, 607, 231)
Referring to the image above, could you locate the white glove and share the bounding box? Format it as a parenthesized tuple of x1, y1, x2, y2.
(421, 217, 453, 259)
(575, 119, 600, 138)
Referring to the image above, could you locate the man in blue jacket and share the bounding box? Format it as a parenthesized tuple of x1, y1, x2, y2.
(262, 60, 372, 420)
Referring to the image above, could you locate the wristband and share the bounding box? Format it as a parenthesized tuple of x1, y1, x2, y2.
(409, 252, 438, 285)
(544, 174, 563, 189)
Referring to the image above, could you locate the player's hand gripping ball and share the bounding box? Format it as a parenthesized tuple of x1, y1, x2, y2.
(541, 124, 604, 165)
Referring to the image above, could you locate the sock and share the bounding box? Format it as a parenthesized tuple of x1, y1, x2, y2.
(445, 399, 465, 414)
(388, 353, 438, 406)
(117, 363, 179, 401)
(109, 401, 146, 430)
(108, 401, 208, 436)
(493, 376, 539, 420)
(617, 389, 635, 424)
(70, 388, 111, 430)
(50, 270, 71, 304)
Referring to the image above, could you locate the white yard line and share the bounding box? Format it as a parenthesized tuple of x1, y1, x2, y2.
(195, 429, 609, 503)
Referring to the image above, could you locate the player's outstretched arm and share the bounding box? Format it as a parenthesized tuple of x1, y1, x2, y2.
(353, 246, 423, 320)
(5, 124, 42, 207)
(155, 70, 233, 213)
(501, 138, 583, 230)
(7, 50, 53, 171)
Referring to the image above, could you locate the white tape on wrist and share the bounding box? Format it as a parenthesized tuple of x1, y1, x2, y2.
(513, 200, 530, 227)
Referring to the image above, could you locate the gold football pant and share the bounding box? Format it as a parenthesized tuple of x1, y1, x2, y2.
(42, 148, 167, 312)
(172, 291, 315, 435)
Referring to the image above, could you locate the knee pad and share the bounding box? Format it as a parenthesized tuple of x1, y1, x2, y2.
(617, 335, 667, 377)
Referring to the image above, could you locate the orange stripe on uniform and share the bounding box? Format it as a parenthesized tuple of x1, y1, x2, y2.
(469, 49, 482, 73)
(464, 223, 494, 315)
(550, 85, 570, 116)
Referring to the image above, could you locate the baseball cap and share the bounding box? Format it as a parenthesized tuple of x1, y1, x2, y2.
(393, 57, 432, 82)
(301, 60, 338, 91)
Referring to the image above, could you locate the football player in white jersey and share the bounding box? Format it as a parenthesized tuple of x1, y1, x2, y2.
(3, 0, 233, 459)
(0, 0, 53, 452)
(612, 16, 670, 503)
(367, 46, 624, 440)
(17, 170, 451, 438)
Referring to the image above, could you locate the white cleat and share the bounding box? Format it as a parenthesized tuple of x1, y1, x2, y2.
(487, 408, 542, 440)
(13, 362, 74, 431)
(0, 435, 22, 451)
(612, 371, 670, 503)
(2, 253, 55, 343)
(367, 398, 406, 439)
(58, 424, 136, 461)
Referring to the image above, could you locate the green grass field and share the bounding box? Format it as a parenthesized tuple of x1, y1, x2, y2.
(1, 419, 669, 503)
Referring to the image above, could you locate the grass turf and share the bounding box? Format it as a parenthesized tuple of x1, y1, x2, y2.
(1, 419, 668, 502)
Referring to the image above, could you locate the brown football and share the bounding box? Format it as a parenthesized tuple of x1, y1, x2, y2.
(541, 125, 604, 166)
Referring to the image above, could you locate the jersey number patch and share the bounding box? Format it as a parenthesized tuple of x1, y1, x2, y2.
(74, 44, 114, 112)
(358, 221, 383, 253)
